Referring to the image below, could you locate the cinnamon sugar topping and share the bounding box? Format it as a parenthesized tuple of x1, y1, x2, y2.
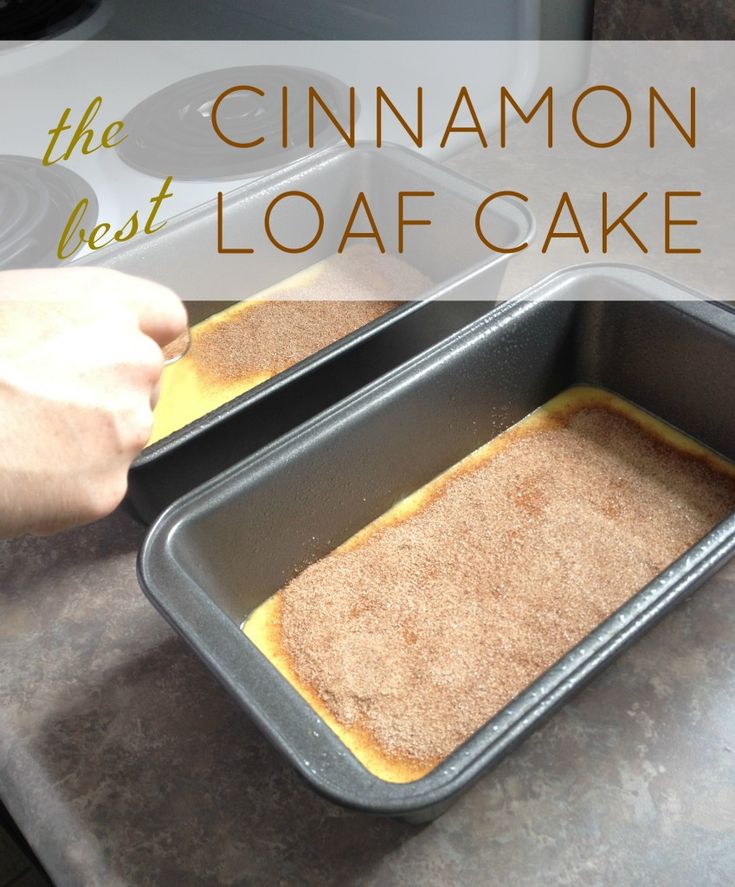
(260, 390, 735, 775)
(192, 249, 432, 384)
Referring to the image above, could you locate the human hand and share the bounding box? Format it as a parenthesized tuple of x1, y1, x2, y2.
(0, 267, 187, 537)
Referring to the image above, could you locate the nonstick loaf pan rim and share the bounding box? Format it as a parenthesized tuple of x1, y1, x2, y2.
(137, 264, 735, 816)
(99, 141, 535, 467)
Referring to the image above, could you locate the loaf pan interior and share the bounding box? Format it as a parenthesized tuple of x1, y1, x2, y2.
(140, 267, 735, 817)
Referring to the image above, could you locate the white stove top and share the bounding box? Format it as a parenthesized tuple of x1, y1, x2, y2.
(0, 18, 589, 265)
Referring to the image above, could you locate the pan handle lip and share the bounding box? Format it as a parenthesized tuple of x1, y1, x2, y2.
(519, 261, 734, 309)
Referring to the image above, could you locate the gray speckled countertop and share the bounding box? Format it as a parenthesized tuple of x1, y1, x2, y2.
(1, 505, 735, 886)
(594, 0, 735, 39)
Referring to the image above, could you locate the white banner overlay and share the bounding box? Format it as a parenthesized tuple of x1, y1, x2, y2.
(0, 41, 731, 300)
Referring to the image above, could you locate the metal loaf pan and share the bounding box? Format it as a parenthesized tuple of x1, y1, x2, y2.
(138, 266, 735, 822)
(80, 144, 532, 522)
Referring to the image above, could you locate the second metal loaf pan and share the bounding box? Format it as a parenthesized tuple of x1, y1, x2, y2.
(138, 266, 735, 822)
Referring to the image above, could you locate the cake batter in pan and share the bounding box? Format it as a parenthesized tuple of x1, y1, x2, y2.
(138, 266, 735, 821)
(78, 144, 532, 522)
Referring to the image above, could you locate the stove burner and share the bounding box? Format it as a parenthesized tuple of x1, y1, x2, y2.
(118, 66, 356, 181)
(0, 155, 98, 269)
(0, 0, 101, 40)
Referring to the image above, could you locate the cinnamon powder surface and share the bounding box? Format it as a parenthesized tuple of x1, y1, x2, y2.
(244, 387, 735, 780)
(192, 249, 431, 384)
(148, 248, 431, 444)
